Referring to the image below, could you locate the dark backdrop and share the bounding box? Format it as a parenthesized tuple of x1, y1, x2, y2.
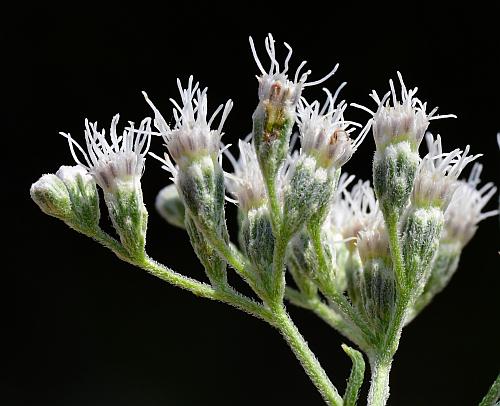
(7, 3, 500, 406)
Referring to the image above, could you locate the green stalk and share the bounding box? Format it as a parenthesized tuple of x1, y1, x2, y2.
(479, 373, 500, 406)
(270, 229, 290, 306)
(367, 209, 410, 406)
(308, 222, 375, 345)
(265, 175, 282, 233)
(273, 307, 343, 406)
(367, 359, 392, 406)
(93, 228, 273, 323)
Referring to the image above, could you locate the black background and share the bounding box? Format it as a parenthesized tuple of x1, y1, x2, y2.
(7, 3, 500, 405)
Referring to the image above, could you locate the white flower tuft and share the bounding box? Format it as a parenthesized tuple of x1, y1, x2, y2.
(225, 140, 267, 212)
(61, 115, 152, 194)
(352, 72, 456, 152)
(297, 87, 372, 169)
(443, 163, 498, 246)
(249, 33, 338, 108)
(144, 76, 233, 170)
(412, 133, 482, 210)
(329, 177, 380, 240)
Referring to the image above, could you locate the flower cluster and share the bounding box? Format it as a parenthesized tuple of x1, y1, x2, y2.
(30, 33, 499, 406)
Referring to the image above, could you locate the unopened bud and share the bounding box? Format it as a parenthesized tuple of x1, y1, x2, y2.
(283, 155, 335, 237)
(185, 214, 226, 286)
(373, 141, 419, 215)
(241, 205, 275, 295)
(355, 226, 396, 331)
(155, 184, 186, 229)
(178, 156, 226, 234)
(56, 165, 100, 232)
(401, 206, 444, 295)
(30, 174, 72, 220)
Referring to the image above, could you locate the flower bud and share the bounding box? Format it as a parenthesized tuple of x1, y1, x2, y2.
(31, 174, 72, 220)
(155, 184, 186, 229)
(288, 227, 345, 294)
(177, 156, 226, 233)
(353, 73, 456, 215)
(287, 231, 319, 299)
(185, 214, 226, 286)
(61, 115, 152, 259)
(56, 165, 100, 232)
(411, 134, 480, 212)
(345, 251, 363, 311)
(225, 140, 267, 214)
(412, 240, 461, 316)
(31, 165, 100, 234)
(283, 155, 334, 237)
(145, 77, 231, 247)
(401, 206, 444, 295)
(297, 90, 370, 172)
(240, 205, 276, 296)
(249, 34, 337, 191)
(441, 163, 498, 248)
(355, 226, 396, 331)
(408, 162, 498, 319)
(373, 141, 420, 215)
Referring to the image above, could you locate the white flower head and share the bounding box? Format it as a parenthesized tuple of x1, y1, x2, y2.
(144, 76, 233, 170)
(444, 163, 498, 246)
(61, 115, 152, 194)
(357, 222, 390, 262)
(352, 72, 456, 152)
(297, 87, 372, 169)
(329, 178, 380, 241)
(249, 33, 338, 108)
(412, 133, 482, 210)
(225, 140, 267, 212)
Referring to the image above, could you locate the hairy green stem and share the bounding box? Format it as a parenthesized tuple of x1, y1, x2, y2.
(141, 257, 273, 323)
(367, 359, 392, 406)
(95, 215, 343, 405)
(94, 228, 273, 323)
(308, 223, 375, 345)
(479, 372, 500, 406)
(273, 307, 343, 406)
(313, 299, 370, 352)
(265, 175, 282, 233)
(381, 211, 410, 360)
(285, 287, 369, 352)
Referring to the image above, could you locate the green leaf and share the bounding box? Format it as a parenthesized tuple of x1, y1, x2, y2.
(342, 344, 366, 406)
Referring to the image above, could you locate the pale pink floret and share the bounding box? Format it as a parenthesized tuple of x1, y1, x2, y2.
(61, 115, 151, 194)
(352, 72, 456, 152)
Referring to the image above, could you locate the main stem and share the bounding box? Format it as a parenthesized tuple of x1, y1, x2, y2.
(368, 210, 410, 406)
(273, 307, 343, 406)
(367, 359, 392, 406)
